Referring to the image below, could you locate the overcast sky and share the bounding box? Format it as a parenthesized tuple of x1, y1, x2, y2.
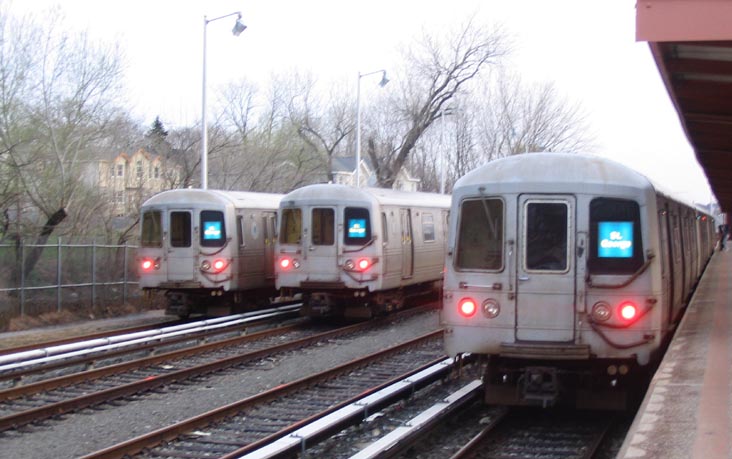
(12, 0, 715, 204)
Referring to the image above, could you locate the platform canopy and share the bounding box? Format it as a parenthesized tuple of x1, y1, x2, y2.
(637, 0, 732, 212)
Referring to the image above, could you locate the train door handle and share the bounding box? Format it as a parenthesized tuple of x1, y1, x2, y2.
(518, 275, 530, 281)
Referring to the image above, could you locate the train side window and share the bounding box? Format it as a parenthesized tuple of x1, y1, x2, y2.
(344, 207, 371, 245)
(170, 211, 192, 248)
(589, 198, 643, 274)
(455, 198, 504, 271)
(312, 208, 335, 246)
(237, 216, 245, 247)
(141, 210, 162, 248)
(280, 208, 302, 244)
(422, 213, 436, 242)
(200, 210, 226, 247)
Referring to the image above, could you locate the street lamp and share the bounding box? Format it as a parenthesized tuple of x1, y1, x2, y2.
(356, 69, 389, 188)
(201, 12, 246, 190)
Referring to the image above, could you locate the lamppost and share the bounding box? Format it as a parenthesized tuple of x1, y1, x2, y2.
(201, 11, 247, 190)
(355, 69, 389, 188)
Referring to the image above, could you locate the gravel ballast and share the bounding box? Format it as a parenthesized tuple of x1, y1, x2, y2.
(0, 311, 441, 458)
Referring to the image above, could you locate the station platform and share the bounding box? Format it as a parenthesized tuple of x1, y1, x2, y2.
(618, 249, 732, 459)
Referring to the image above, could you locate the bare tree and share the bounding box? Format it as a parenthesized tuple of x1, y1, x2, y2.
(212, 74, 323, 192)
(284, 72, 353, 183)
(474, 71, 595, 160)
(0, 9, 126, 277)
(369, 17, 508, 188)
(406, 69, 595, 193)
(408, 100, 477, 192)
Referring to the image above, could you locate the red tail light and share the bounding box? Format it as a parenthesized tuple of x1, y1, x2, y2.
(458, 298, 477, 318)
(619, 302, 638, 321)
(280, 258, 292, 270)
(357, 258, 370, 271)
(212, 259, 226, 272)
(344, 258, 375, 272)
(141, 259, 154, 272)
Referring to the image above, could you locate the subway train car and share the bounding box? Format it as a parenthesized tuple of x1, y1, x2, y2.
(137, 189, 283, 317)
(441, 153, 715, 409)
(276, 184, 451, 319)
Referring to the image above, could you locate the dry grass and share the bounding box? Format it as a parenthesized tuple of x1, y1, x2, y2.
(1, 293, 166, 333)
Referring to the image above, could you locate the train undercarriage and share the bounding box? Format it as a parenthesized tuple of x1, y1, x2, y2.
(480, 355, 653, 411)
(289, 281, 441, 320)
(148, 287, 278, 318)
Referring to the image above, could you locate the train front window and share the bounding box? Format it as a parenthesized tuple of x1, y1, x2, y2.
(525, 202, 568, 271)
(344, 207, 371, 245)
(141, 210, 162, 248)
(280, 208, 302, 244)
(456, 198, 504, 270)
(170, 211, 192, 248)
(311, 208, 335, 246)
(589, 198, 643, 274)
(200, 210, 226, 247)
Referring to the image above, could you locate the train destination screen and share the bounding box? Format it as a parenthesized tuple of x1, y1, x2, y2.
(203, 221, 223, 240)
(598, 221, 633, 258)
(347, 219, 367, 239)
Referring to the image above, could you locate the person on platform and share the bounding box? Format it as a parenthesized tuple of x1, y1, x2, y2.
(718, 224, 729, 251)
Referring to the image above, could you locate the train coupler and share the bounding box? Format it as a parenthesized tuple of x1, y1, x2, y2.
(518, 366, 559, 408)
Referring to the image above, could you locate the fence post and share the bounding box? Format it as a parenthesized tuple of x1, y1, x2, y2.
(123, 242, 129, 304)
(91, 239, 96, 308)
(57, 237, 62, 312)
(19, 240, 25, 316)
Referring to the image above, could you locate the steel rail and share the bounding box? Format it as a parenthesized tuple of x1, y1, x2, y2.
(0, 306, 301, 383)
(0, 308, 432, 433)
(82, 330, 444, 459)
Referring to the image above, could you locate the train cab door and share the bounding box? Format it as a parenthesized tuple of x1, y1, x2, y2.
(167, 209, 196, 281)
(263, 212, 277, 280)
(308, 207, 339, 281)
(400, 208, 414, 279)
(515, 195, 576, 342)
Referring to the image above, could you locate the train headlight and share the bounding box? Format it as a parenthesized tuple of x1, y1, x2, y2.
(201, 260, 211, 271)
(591, 302, 612, 322)
(458, 298, 477, 318)
(619, 302, 638, 321)
(482, 299, 500, 319)
(344, 259, 355, 270)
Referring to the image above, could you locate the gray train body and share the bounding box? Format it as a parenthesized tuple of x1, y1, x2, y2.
(275, 184, 451, 319)
(442, 153, 715, 409)
(137, 189, 282, 317)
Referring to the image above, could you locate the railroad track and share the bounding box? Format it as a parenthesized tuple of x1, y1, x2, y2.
(0, 318, 186, 357)
(0, 306, 432, 434)
(0, 303, 302, 388)
(450, 408, 616, 459)
(83, 330, 448, 459)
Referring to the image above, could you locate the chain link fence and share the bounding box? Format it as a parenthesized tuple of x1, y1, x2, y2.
(0, 240, 141, 319)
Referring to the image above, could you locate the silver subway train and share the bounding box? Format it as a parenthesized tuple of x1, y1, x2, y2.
(275, 184, 451, 319)
(137, 189, 283, 317)
(441, 153, 715, 409)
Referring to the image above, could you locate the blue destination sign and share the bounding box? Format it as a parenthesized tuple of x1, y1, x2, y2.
(203, 221, 223, 240)
(598, 221, 633, 258)
(348, 219, 367, 238)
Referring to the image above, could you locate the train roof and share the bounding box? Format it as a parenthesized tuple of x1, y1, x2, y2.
(280, 184, 451, 209)
(141, 189, 283, 210)
(452, 152, 698, 205)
